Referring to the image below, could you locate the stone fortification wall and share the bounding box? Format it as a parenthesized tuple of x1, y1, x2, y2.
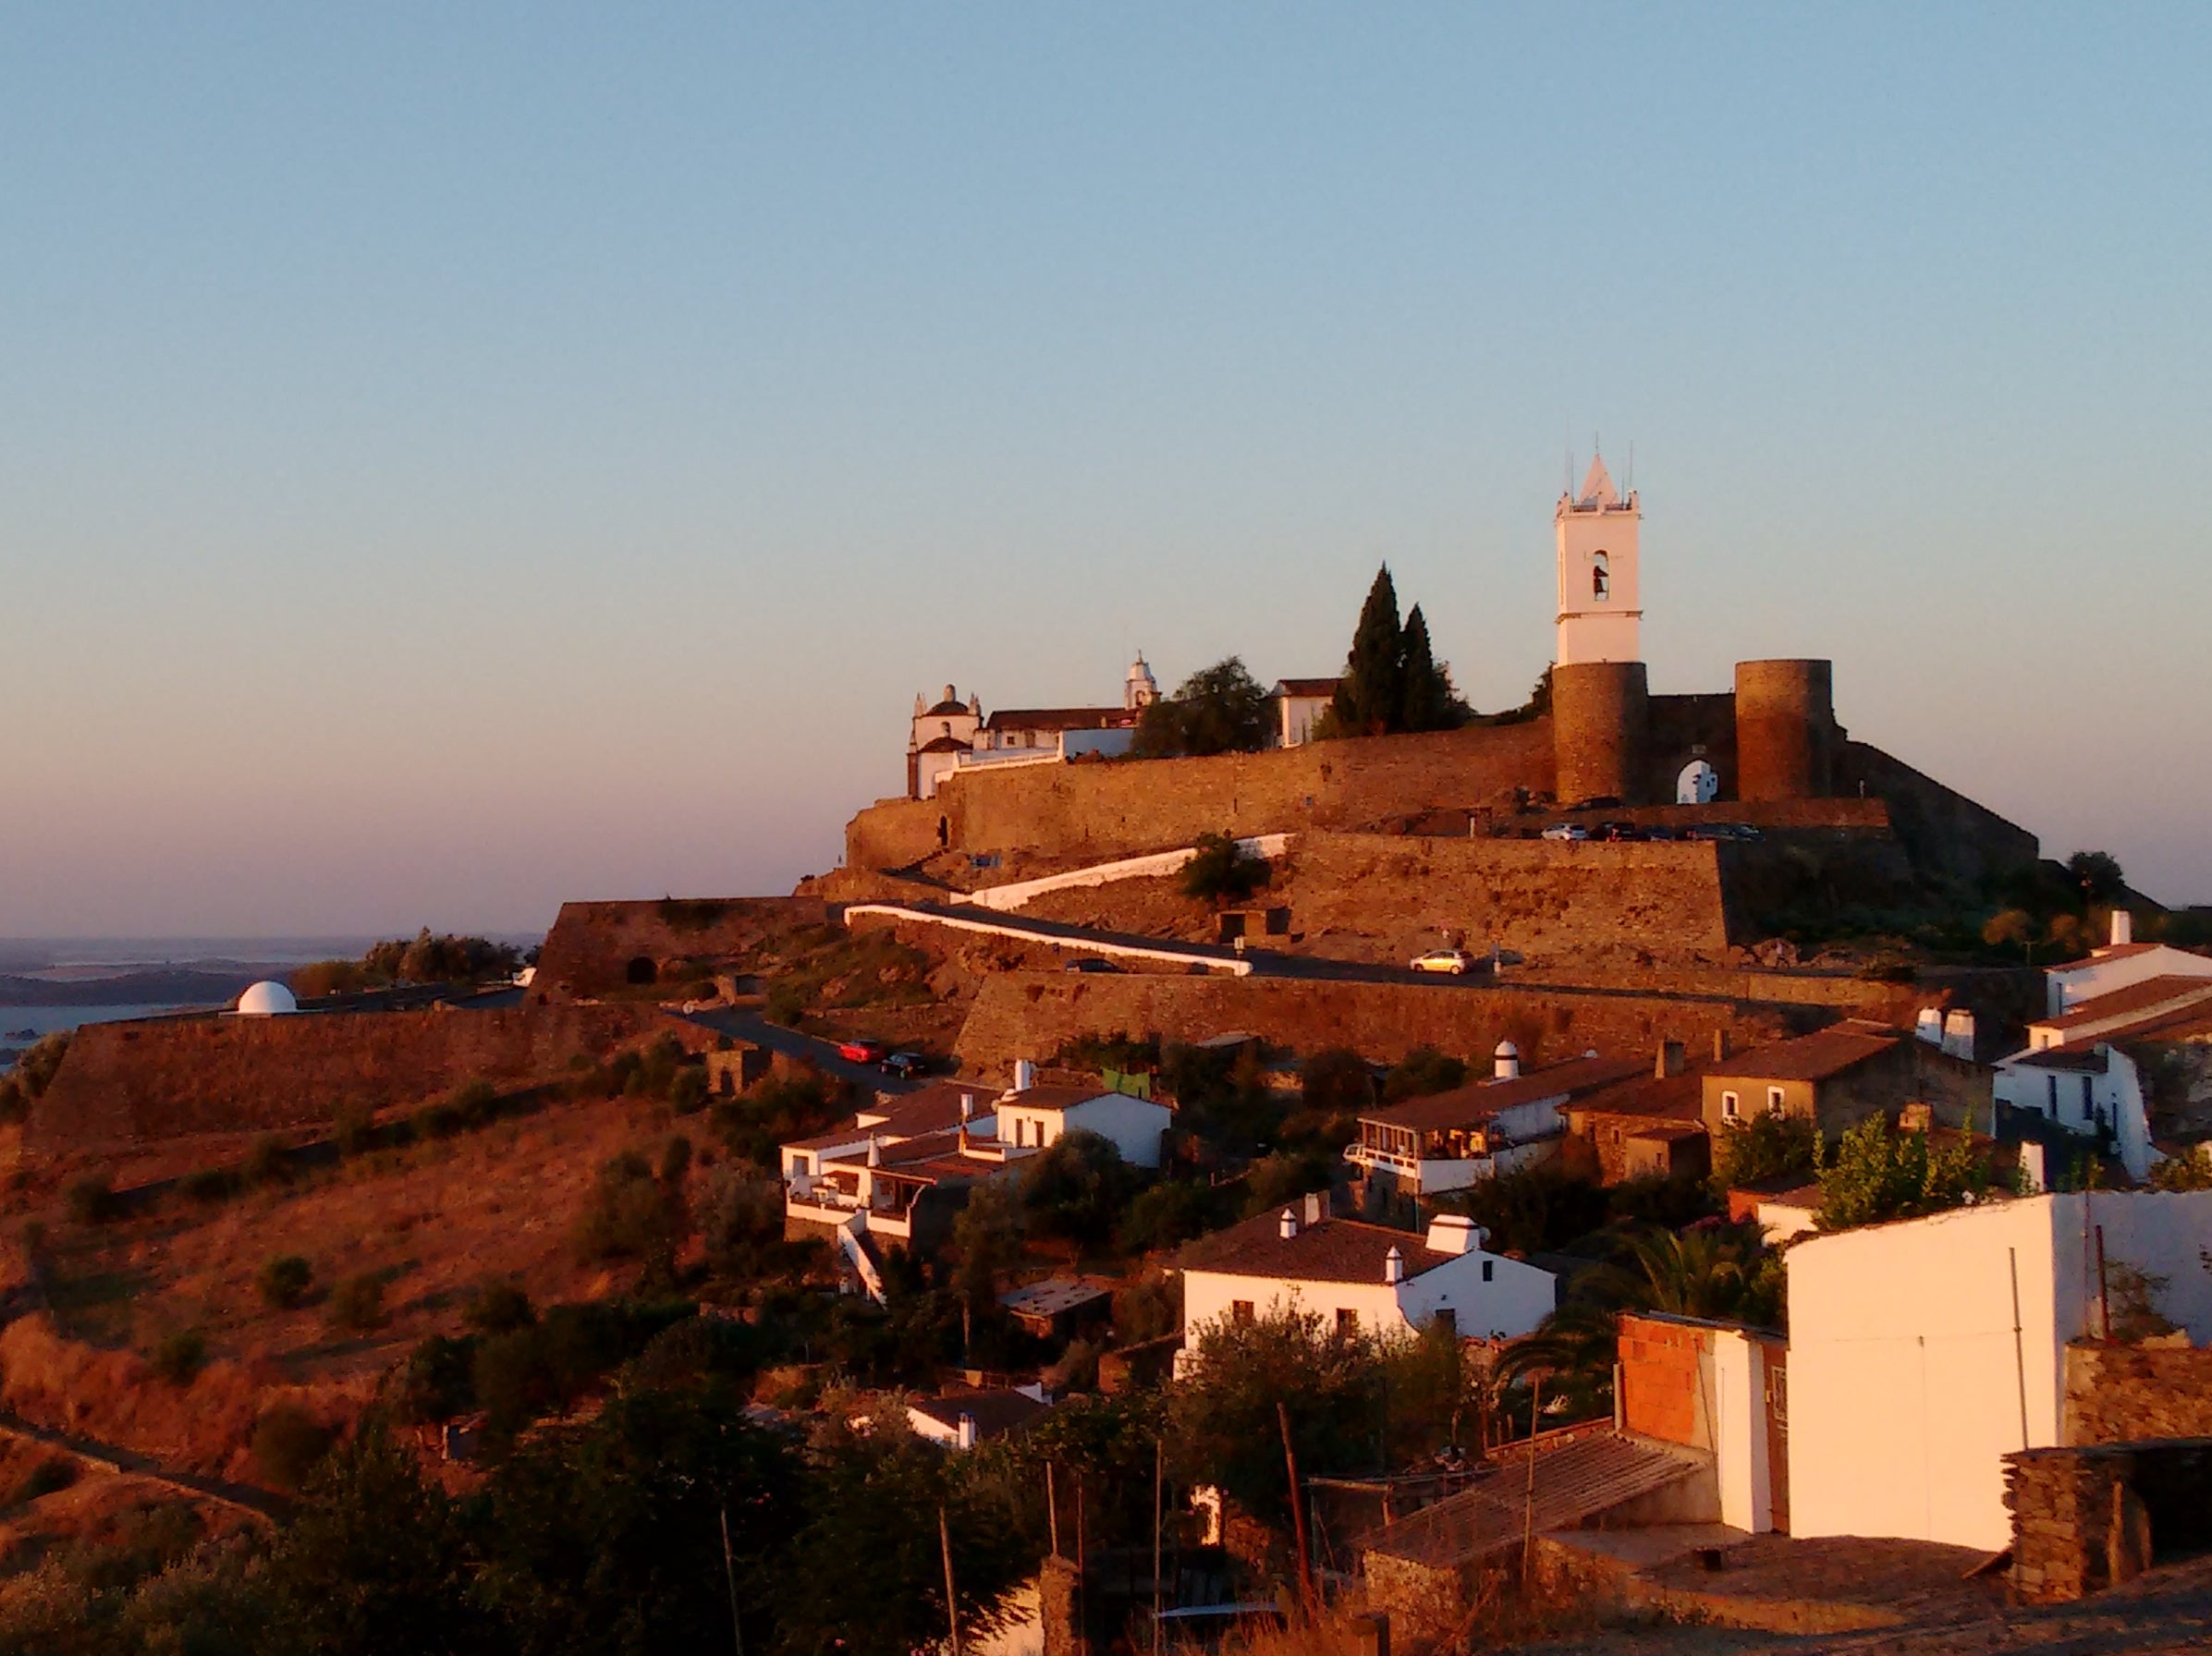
(1837, 741, 2039, 892)
(1551, 661, 1650, 806)
(2006, 1440, 2212, 1603)
(1274, 834, 1734, 962)
(953, 971, 1805, 1079)
(845, 721, 1556, 871)
(30, 1003, 704, 1153)
(532, 897, 829, 1001)
(2064, 1342, 2212, 1445)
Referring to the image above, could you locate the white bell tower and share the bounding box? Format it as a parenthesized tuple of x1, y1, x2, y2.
(1555, 453, 1641, 665)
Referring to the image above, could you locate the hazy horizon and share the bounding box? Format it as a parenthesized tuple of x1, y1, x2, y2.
(6, 7, 2208, 933)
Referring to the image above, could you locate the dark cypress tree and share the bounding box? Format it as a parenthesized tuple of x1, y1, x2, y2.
(1399, 603, 1457, 733)
(1332, 565, 1403, 737)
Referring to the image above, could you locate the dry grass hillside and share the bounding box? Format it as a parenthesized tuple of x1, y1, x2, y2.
(0, 1090, 722, 1483)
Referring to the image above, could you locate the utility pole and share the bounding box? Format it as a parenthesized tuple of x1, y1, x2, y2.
(1152, 1437, 1166, 1656)
(1278, 1402, 1314, 1609)
(939, 1507, 962, 1656)
(720, 1506, 744, 1656)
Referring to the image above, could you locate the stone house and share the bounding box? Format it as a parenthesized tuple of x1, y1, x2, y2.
(1701, 1021, 1988, 1139)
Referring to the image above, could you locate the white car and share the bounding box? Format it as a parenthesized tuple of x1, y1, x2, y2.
(1540, 822, 1589, 841)
(1410, 948, 1474, 975)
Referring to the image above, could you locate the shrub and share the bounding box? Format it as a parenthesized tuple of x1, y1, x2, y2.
(181, 1166, 239, 1204)
(65, 1172, 118, 1224)
(464, 1281, 537, 1335)
(243, 1133, 289, 1187)
(395, 1333, 479, 1423)
(1179, 833, 1271, 906)
(326, 1272, 386, 1333)
(1383, 1048, 1467, 1102)
(9, 1456, 78, 1504)
(669, 1066, 710, 1115)
(333, 1102, 375, 1157)
(1710, 1112, 1821, 1194)
(152, 1330, 207, 1387)
(572, 1151, 683, 1278)
(413, 1100, 465, 1141)
(1118, 1178, 1230, 1253)
(251, 1404, 334, 1491)
(1240, 1151, 1335, 1219)
(258, 1254, 314, 1310)
(450, 1079, 498, 1129)
(0, 1077, 24, 1125)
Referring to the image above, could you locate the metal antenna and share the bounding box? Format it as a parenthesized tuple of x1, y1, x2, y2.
(1627, 440, 1634, 493)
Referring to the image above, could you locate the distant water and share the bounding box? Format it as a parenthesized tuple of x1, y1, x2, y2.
(0, 1003, 202, 1043)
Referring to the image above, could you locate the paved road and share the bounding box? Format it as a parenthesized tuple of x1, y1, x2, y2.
(680, 1005, 923, 1094)
(834, 899, 1503, 990)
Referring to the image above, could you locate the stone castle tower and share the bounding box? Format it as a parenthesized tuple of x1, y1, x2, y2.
(1547, 453, 1837, 807)
(1551, 453, 1650, 805)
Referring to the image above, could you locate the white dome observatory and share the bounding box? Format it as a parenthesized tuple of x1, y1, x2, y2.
(235, 980, 298, 1017)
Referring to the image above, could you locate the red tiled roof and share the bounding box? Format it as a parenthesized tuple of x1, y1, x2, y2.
(2036, 975, 2212, 1035)
(986, 708, 1130, 733)
(1177, 1211, 1455, 1285)
(1562, 1065, 1708, 1125)
(1272, 678, 1341, 699)
(859, 1082, 994, 1136)
(2048, 944, 2166, 973)
(916, 735, 972, 754)
(1004, 1083, 1126, 1114)
(1707, 1024, 1899, 1083)
(1363, 1055, 1645, 1134)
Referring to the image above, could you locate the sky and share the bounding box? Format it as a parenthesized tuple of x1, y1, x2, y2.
(4, 5, 2208, 937)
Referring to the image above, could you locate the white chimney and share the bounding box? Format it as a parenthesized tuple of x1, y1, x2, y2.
(1383, 1245, 1405, 1285)
(1942, 1010, 1976, 1061)
(865, 1136, 881, 1167)
(2111, 910, 2133, 948)
(1278, 1207, 1299, 1240)
(1655, 1041, 1686, 1078)
(1013, 1058, 1038, 1092)
(1493, 1041, 1521, 1081)
(1424, 1213, 1480, 1256)
(957, 1412, 977, 1450)
(1914, 1007, 1942, 1045)
(959, 1091, 975, 1121)
(1303, 1189, 1325, 1225)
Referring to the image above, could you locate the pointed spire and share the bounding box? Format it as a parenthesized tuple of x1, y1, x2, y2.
(1579, 453, 1619, 509)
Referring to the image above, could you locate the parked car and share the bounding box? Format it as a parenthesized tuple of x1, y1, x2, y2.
(1064, 957, 1123, 974)
(879, 1051, 928, 1078)
(1410, 947, 1475, 976)
(1640, 824, 1677, 841)
(1593, 822, 1642, 842)
(836, 1038, 886, 1064)
(1540, 822, 1589, 841)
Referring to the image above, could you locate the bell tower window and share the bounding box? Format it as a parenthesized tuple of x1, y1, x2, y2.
(1592, 552, 1610, 602)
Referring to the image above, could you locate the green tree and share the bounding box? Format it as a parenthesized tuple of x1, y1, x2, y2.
(1382, 1047, 1468, 1102)
(1170, 1308, 1384, 1528)
(1815, 1116, 1986, 1232)
(1179, 833, 1271, 907)
(1397, 604, 1462, 733)
(1134, 657, 1271, 757)
(1331, 566, 1405, 737)
(1709, 1113, 1821, 1194)
(261, 1417, 491, 1655)
(2067, 849, 2127, 906)
(1019, 1130, 1143, 1251)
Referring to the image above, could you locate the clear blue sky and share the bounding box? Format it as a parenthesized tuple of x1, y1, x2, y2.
(4, 5, 2207, 935)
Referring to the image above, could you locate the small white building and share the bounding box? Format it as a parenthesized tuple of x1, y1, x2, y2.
(994, 1080, 1172, 1168)
(1176, 1199, 1556, 1344)
(1786, 1191, 2212, 1552)
(1267, 677, 1340, 748)
(907, 1385, 1053, 1450)
(1346, 1048, 1642, 1195)
(908, 686, 984, 800)
(2041, 911, 2212, 1017)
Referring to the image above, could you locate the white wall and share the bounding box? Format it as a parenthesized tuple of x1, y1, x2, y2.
(1990, 1049, 2156, 1182)
(1788, 1193, 2212, 1551)
(968, 834, 1290, 912)
(1712, 1332, 1775, 1534)
(1062, 1091, 1172, 1167)
(2047, 945, 2212, 1016)
(1181, 1248, 1553, 1343)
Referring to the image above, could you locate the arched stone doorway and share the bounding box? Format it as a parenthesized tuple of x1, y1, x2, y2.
(625, 956, 658, 986)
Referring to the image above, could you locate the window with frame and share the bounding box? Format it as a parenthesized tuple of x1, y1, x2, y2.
(1432, 1308, 1456, 1334)
(1592, 552, 1610, 601)
(1335, 1309, 1359, 1335)
(1231, 1300, 1254, 1326)
(1721, 1090, 1741, 1120)
(1481, 1260, 1494, 1282)
(1766, 1086, 1786, 1114)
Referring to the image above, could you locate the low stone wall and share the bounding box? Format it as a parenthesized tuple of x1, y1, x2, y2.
(2064, 1341, 2212, 1445)
(953, 972, 1807, 1079)
(29, 1003, 706, 1153)
(2004, 1441, 2212, 1602)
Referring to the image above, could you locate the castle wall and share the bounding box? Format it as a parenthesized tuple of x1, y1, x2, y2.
(1273, 834, 1734, 961)
(1735, 660, 1837, 802)
(953, 971, 1808, 1080)
(532, 896, 830, 1001)
(1551, 660, 1650, 805)
(1837, 741, 2040, 892)
(29, 1003, 707, 1153)
(848, 721, 1556, 871)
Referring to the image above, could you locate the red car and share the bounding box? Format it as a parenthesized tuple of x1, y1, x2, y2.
(837, 1038, 886, 1065)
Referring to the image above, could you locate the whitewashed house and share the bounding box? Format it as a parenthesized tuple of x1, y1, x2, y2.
(1266, 677, 1340, 748)
(994, 1078, 1172, 1168)
(1346, 1046, 1642, 1196)
(1786, 1191, 2212, 1552)
(2041, 911, 2212, 1017)
(1175, 1196, 1555, 1346)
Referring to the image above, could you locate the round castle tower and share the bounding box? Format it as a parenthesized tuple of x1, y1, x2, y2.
(1553, 661, 1650, 806)
(1734, 659, 1837, 801)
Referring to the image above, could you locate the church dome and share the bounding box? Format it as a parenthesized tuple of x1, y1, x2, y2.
(235, 980, 298, 1017)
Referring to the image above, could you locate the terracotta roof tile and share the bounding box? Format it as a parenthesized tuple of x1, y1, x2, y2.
(1177, 1211, 1455, 1285)
(1272, 678, 1342, 699)
(1708, 1024, 1900, 1083)
(1363, 1055, 1645, 1134)
(909, 1389, 1052, 1440)
(2036, 975, 2212, 1035)
(986, 708, 1131, 732)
